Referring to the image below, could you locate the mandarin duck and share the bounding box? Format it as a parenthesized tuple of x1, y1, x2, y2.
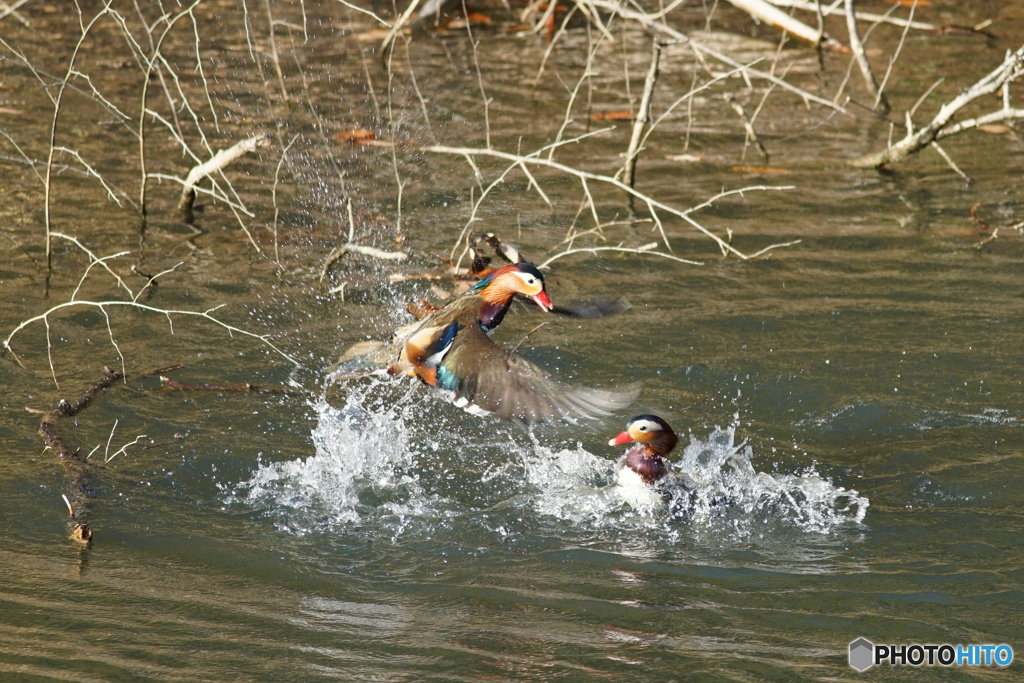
(609, 415, 696, 511)
(391, 262, 638, 422)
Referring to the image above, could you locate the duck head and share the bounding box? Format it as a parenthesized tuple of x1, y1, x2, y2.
(609, 415, 678, 485)
(472, 262, 552, 309)
(471, 262, 552, 329)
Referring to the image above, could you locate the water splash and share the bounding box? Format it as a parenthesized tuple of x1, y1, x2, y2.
(230, 381, 437, 536)
(229, 379, 867, 541)
(521, 423, 869, 536)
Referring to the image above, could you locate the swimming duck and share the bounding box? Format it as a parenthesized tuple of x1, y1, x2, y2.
(391, 262, 638, 422)
(609, 415, 678, 486)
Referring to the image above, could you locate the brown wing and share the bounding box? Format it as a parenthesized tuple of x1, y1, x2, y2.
(440, 324, 640, 423)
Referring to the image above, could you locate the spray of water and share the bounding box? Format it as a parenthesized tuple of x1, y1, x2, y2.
(230, 380, 868, 541)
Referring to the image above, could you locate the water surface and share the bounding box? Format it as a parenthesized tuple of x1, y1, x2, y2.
(1, 1, 1023, 680)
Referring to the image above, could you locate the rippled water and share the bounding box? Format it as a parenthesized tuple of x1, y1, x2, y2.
(2, 1, 1023, 680)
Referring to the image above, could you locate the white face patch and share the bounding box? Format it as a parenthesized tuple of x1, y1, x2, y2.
(629, 418, 663, 439)
(509, 270, 542, 295)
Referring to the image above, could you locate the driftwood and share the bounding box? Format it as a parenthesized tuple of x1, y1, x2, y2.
(177, 134, 271, 223)
(851, 45, 1024, 169)
(38, 366, 123, 544)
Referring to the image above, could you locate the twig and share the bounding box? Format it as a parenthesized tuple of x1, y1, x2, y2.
(539, 243, 704, 269)
(138, 1, 205, 222)
(177, 134, 272, 224)
(104, 433, 147, 465)
(4, 300, 300, 381)
(844, 0, 889, 114)
(510, 321, 553, 354)
(45, 2, 118, 272)
(159, 376, 308, 396)
(771, 0, 935, 30)
(271, 134, 300, 265)
(622, 41, 662, 190)
(724, 93, 769, 163)
(586, 0, 850, 114)
(427, 143, 796, 259)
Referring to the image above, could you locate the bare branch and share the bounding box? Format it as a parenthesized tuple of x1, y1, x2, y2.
(176, 134, 272, 223)
(427, 143, 796, 259)
(850, 45, 1024, 168)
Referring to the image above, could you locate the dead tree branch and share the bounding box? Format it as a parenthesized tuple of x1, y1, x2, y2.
(725, 0, 847, 52)
(850, 46, 1024, 168)
(426, 143, 797, 259)
(39, 366, 123, 544)
(771, 0, 936, 31)
(844, 0, 889, 114)
(584, 0, 849, 114)
(176, 134, 272, 223)
(622, 41, 662, 191)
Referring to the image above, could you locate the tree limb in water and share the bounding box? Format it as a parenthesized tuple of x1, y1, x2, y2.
(851, 46, 1024, 169)
(177, 134, 271, 223)
(38, 366, 123, 544)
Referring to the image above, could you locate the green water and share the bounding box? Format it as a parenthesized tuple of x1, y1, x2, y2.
(2, 1, 1022, 680)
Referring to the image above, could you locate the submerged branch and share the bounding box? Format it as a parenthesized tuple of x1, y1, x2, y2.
(39, 366, 123, 544)
(850, 45, 1024, 168)
(176, 134, 271, 223)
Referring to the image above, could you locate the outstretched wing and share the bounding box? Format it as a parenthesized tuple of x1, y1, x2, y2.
(439, 325, 640, 423)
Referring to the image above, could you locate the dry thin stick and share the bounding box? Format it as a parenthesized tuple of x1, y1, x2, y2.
(586, 0, 848, 114)
(873, 0, 917, 111)
(844, 0, 888, 113)
(4, 300, 300, 380)
(45, 2, 118, 271)
(539, 243, 703, 269)
(771, 0, 935, 30)
(138, 0, 204, 222)
(724, 94, 769, 163)
(104, 433, 147, 465)
(446, 128, 614, 263)
(262, 0, 288, 101)
(510, 322, 553, 354)
(159, 376, 308, 396)
(271, 134, 300, 266)
(622, 41, 662, 190)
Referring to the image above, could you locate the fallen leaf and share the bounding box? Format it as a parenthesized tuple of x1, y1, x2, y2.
(592, 110, 634, 121)
(730, 165, 789, 174)
(978, 124, 1012, 134)
(442, 12, 492, 29)
(336, 128, 377, 145)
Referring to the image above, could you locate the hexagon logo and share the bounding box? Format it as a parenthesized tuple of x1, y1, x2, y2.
(849, 637, 874, 671)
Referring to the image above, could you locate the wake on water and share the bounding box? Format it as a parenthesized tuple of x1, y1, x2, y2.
(229, 378, 868, 539)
